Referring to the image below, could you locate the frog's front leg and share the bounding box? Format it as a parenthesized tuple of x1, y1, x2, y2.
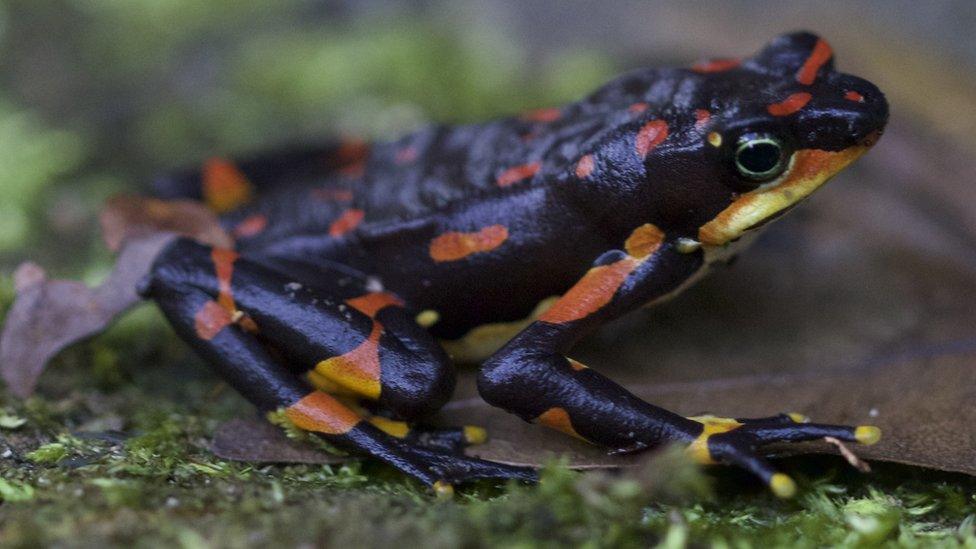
(478, 224, 880, 497)
(140, 238, 534, 491)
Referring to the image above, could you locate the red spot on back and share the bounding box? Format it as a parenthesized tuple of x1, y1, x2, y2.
(194, 300, 232, 340)
(844, 90, 865, 103)
(202, 158, 253, 213)
(346, 292, 404, 318)
(575, 154, 595, 179)
(335, 139, 369, 164)
(329, 208, 365, 237)
(796, 39, 833, 85)
(694, 109, 711, 130)
(429, 225, 509, 262)
(691, 58, 741, 73)
(767, 92, 813, 116)
(520, 108, 562, 123)
(628, 102, 649, 114)
(232, 214, 268, 238)
(496, 162, 541, 187)
(635, 120, 669, 159)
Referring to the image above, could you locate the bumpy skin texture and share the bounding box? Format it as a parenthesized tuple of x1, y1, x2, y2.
(143, 32, 889, 494)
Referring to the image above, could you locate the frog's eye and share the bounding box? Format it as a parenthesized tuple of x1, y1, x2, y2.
(734, 135, 788, 182)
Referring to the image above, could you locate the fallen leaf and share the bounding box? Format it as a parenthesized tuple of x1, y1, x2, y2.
(210, 418, 344, 465)
(100, 195, 233, 252)
(0, 233, 175, 397)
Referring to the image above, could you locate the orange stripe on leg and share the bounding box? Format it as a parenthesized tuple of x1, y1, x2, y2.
(315, 322, 383, 399)
(536, 407, 586, 441)
(193, 300, 232, 340)
(429, 225, 509, 262)
(285, 391, 361, 435)
(539, 258, 639, 324)
(346, 292, 404, 318)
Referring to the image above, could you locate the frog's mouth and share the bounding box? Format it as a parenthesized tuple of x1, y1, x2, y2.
(697, 145, 869, 246)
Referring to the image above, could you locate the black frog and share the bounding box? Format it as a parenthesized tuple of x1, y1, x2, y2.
(141, 32, 888, 497)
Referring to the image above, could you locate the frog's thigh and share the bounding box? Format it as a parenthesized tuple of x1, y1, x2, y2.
(143, 238, 456, 421)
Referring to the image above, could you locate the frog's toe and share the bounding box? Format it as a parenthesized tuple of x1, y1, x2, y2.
(408, 445, 539, 487)
(688, 414, 880, 497)
(369, 416, 489, 453)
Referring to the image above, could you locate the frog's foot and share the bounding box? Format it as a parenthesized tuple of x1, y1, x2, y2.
(368, 416, 488, 454)
(687, 414, 881, 498)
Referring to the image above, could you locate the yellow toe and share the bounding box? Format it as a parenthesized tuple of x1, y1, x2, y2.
(854, 425, 881, 446)
(787, 412, 809, 424)
(433, 480, 454, 498)
(770, 473, 797, 499)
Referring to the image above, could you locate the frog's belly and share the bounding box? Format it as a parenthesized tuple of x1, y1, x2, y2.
(437, 296, 558, 363)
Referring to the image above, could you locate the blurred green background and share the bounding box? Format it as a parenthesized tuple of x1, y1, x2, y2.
(1, 0, 973, 278)
(0, 2, 974, 546)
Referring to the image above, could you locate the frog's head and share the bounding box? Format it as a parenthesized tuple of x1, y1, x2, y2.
(679, 32, 888, 248)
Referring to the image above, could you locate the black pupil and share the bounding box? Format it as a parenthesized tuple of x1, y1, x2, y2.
(738, 141, 782, 175)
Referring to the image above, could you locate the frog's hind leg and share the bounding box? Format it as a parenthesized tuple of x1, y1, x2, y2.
(139, 237, 534, 490)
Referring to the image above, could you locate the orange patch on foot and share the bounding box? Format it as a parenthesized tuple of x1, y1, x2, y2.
(691, 58, 741, 73)
(520, 107, 562, 123)
(328, 208, 365, 237)
(796, 38, 833, 85)
(232, 214, 268, 238)
(211, 248, 239, 312)
(635, 120, 669, 159)
(536, 407, 585, 441)
(767, 92, 812, 116)
(539, 257, 639, 324)
(575, 154, 595, 179)
(694, 109, 711, 130)
(203, 158, 253, 213)
(315, 322, 383, 399)
(496, 162, 541, 187)
(193, 300, 232, 340)
(285, 391, 361, 435)
(624, 223, 664, 258)
(628, 102, 649, 114)
(844, 90, 865, 103)
(429, 225, 509, 262)
(346, 292, 404, 318)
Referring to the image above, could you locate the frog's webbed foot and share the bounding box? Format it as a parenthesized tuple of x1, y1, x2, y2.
(687, 414, 881, 497)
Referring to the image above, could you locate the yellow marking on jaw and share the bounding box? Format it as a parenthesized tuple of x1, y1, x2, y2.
(686, 415, 743, 464)
(707, 132, 723, 147)
(441, 297, 558, 362)
(699, 146, 868, 246)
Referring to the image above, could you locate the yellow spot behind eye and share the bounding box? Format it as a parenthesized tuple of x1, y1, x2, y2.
(707, 132, 723, 147)
(770, 473, 797, 499)
(855, 425, 881, 445)
(416, 309, 440, 328)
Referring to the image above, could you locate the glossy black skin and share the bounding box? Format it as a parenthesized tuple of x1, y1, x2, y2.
(142, 32, 889, 489)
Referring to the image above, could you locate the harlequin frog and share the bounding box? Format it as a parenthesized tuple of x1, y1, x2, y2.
(141, 32, 888, 497)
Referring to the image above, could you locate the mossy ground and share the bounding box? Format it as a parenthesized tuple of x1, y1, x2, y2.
(0, 299, 974, 548)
